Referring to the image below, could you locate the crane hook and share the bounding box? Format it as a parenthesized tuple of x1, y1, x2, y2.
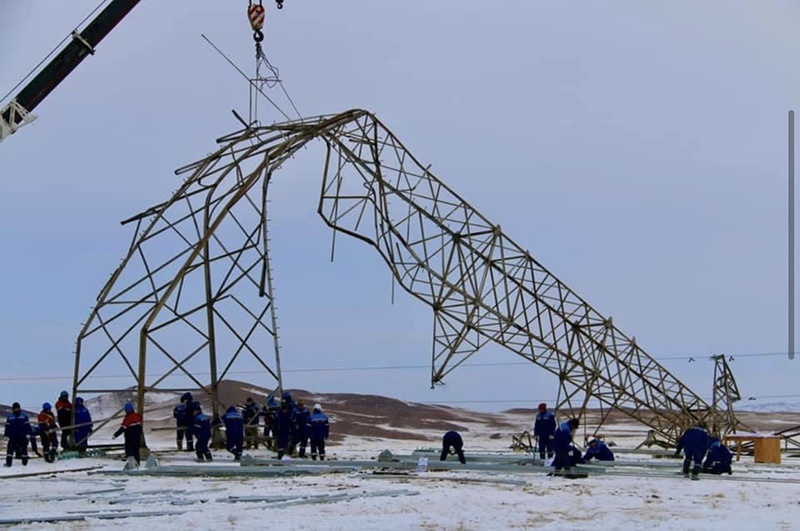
(247, 2, 266, 42)
(276, 0, 284, 9)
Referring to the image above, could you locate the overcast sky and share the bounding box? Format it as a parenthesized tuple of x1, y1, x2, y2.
(1, 1, 799, 413)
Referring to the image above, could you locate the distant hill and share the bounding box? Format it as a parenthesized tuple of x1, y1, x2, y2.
(2, 380, 799, 442)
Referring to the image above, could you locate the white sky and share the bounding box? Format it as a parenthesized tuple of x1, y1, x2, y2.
(2, 0, 800, 411)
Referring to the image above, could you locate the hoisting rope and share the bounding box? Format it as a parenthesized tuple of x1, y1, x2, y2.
(246, 0, 301, 122)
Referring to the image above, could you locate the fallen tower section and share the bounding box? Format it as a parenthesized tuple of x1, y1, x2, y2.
(74, 109, 728, 443)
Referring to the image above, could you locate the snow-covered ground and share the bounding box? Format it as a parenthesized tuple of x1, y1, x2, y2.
(2, 428, 800, 530)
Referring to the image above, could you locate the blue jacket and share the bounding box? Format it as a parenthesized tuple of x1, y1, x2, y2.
(676, 425, 711, 457)
(74, 402, 93, 443)
(222, 406, 244, 444)
(260, 395, 279, 426)
(193, 413, 212, 442)
(583, 441, 615, 462)
(307, 411, 329, 440)
(553, 421, 574, 451)
(275, 408, 294, 439)
(173, 403, 188, 425)
(174, 394, 200, 426)
(533, 412, 556, 438)
(703, 440, 732, 469)
(294, 406, 310, 437)
(4, 412, 32, 440)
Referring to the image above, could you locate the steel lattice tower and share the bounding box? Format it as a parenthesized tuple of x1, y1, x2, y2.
(75, 109, 726, 442)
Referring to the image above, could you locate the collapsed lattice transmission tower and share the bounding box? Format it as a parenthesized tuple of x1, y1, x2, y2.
(711, 354, 743, 437)
(75, 109, 727, 442)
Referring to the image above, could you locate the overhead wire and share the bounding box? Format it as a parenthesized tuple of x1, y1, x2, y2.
(0, 348, 792, 383)
(201, 33, 292, 122)
(0, 349, 797, 405)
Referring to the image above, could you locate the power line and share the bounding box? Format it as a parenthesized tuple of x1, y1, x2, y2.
(0, 348, 792, 384)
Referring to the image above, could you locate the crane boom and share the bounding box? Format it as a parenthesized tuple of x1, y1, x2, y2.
(0, 0, 141, 143)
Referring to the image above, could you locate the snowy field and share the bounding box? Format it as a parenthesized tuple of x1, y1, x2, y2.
(2, 430, 800, 531)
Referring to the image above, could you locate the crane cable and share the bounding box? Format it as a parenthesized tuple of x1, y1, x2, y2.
(247, 0, 301, 122)
(0, 0, 112, 104)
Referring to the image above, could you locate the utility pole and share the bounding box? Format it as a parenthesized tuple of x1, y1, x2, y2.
(790, 110, 795, 360)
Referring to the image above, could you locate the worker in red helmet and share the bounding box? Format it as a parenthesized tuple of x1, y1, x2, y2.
(533, 403, 556, 460)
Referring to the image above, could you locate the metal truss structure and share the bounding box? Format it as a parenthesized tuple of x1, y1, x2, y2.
(710, 354, 742, 437)
(75, 109, 727, 442)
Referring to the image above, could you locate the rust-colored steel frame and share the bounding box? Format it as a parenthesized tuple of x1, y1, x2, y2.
(75, 109, 718, 443)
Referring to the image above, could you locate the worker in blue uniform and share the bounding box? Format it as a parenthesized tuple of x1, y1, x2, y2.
(174, 392, 199, 452)
(221, 406, 244, 461)
(440, 431, 466, 464)
(294, 400, 311, 458)
(73, 397, 93, 456)
(533, 403, 556, 460)
(191, 404, 213, 461)
(274, 400, 294, 459)
(4, 402, 32, 467)
(307, 403, 329, 461)
(675, 423, 711, 480)
(552, 418, 580, 473)
(583, 437, 615, 462)
(702, 437, 733, 475)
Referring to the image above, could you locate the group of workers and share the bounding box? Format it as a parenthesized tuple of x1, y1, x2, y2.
(3, 391, 95, 467)
(439, 404, 616, 472)
(3, 389, 332, 468)
(675, 422, 733, 480)
(2, 394, 737, 479)
(532, 403, 615, 472)
(441, 403, 734, 481)
(171, 390, 331, 462)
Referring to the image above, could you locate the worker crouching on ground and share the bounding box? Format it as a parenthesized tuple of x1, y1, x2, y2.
(533, 403, 556, 460)
(583, 437, 615, 462)
(440, 431, 466, 464)
(221, 405, 244, 461)
(4, 402, 32, 467)
(674, 422, 711, 480)
(307, 403, 329, 461)
(113, 403, 143, 468)
(552, 418, 580, 473)
(192, 405, 213, 461)
(702, 437, 733, 475)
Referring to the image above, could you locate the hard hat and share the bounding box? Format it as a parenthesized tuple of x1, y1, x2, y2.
(124, 403, 135, 412)
(313, 403, 322, 411)
(60, 391, 69, 398)
(588, 437, 598, 445)
(42, 402, 52, 411)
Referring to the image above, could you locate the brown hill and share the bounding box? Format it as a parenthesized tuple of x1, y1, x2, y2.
(4, 380, 800, 445)
(214, 380, 518, 443)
